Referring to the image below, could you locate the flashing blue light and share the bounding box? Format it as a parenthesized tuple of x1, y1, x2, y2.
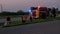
(28, 9, 32, 13)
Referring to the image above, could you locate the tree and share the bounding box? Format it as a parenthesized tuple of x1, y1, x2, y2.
(17, 10, 24, 15)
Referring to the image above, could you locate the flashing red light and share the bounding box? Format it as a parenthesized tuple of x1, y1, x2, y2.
(37, 6, 41, 10)
(38, 6, 41, 8)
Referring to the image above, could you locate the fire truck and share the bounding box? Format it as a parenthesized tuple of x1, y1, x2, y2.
(30, 6, 48, 19)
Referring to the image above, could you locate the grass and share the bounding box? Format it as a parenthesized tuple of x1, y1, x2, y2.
(6, 21, 23, 27)
(3, 17, 60, 27)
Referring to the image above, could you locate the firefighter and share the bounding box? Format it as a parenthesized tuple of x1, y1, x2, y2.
(47, 8, 51, 17)
(52, 8, 56, 18)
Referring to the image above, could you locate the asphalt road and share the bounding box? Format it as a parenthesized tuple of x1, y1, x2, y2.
(0, 20, 60, 34)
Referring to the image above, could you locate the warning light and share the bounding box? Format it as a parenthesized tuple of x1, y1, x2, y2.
(28, 9, 32, 13)
(38, 6, 41, 8)
(37, 6, 41, 10)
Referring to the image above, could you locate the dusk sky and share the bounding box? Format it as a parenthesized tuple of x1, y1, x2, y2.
(0, 0, 60, 12)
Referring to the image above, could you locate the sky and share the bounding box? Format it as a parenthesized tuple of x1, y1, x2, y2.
(0, 0, 60, 12)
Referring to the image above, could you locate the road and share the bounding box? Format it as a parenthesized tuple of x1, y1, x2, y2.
(0, 20, 60, 34)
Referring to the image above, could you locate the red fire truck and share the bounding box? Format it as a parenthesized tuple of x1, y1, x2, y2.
(31, 6, 48, 19)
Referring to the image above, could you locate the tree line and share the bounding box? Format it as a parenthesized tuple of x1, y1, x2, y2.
(0, 10, 29, 16)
